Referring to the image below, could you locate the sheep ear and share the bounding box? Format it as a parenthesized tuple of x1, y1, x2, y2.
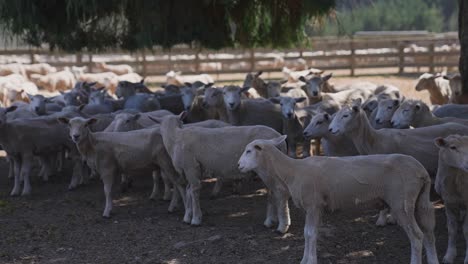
(5, 105, 17, 113)
(435, 137, 447, 148)
(140, 78, 145, 84)
(255, 71, 263, 77)
(323, 73, 333, 81)
(86, 118, 97, 126)
(57, 117, 69, 124)
(254, 145, 262, 151)
(295, 97, 307, 103)
(178, 111, 188, 121)
(269, 97, 281, 104)
(205, 83, 214, 88)
(298, 76, 307, 83)
(324, 113, 330, 120)
(443, 75, 451, 80)
(393, 100, 399, 106)
(133, 114, 141, 121)
(78, 104, 85, 112)
(270, 135, 287, 146)
(240, 87, 250, 94)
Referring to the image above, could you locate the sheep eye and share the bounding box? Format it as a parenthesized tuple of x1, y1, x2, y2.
(316, 121, 322, 125)
(387, 106, 393, 110)
(246, 150, 251, 154)
(450, 146, 457, 150)
(343, 115, 349, 118)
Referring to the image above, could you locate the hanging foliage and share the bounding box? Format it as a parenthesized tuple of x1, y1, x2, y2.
(0, 0, 335, 51)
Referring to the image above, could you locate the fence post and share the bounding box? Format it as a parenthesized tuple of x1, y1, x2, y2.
(76, 53, 82, 65)
(88, 54, 93, 72)
(195, 49, 200, 73)
(398, 43, 405, 74)
(29, 49, 35, 64)
(429, 43, 435, 73)
(350, 37, 355, 76)
(249, 48, 255, 72)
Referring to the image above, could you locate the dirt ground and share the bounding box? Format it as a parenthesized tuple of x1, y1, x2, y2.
(0, 75, 463, 264)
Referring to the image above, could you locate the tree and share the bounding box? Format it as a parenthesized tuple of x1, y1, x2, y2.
(0, 0, 335, 51)
(459, 0, 468, 93)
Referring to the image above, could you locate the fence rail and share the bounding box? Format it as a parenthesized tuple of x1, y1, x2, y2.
(0, 32, 460, 79)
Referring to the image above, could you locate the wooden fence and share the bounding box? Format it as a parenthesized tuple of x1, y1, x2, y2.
(0, 32, 461, 79)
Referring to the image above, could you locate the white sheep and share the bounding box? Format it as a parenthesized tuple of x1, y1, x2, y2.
(95, 62, 133, 75)
(434, 135, 468, 264)
(282, 66, 323, 82)
(30, 70, 76, 92)
(165, 71, 214, 86)
(238, 136, 438, 264)
(415, 73, 451, 105)
(23, 63, 57, 78)
(159, 113, 290, 231)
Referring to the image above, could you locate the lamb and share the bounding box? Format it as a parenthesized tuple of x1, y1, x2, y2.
(30, 70, 76, 92)
(415, 73, 451, 105)
(242, 71, 269, 98)
(237, 136, 438, 264)
(328, 99, 468, 177)
(443, 74, 462, 103)
(180, 84, 215, 123)
(77, 72, 118, 93)
(0, 63, 27, 78)
(391, 100, 468, 129)
(433, 104, 468, 119)
(299, 74, 377, 96)
(270, 96, 310, 158)
(159, 114, 289, 230)
(165, 71, 214, 87)
(222, 85, 283, 133)
(59, 117, 186, 217)
(434, 135, 468, 264)
(303, 112, 358, 156)
(202, 87, 229, 122)
(95, 62, 133, 75)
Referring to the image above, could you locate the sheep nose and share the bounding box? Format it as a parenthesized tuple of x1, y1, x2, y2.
(390, 121, 395, 126)
(376, 118, 381, 124)
(312, 91, 318, 96)
(303, 132, 309, 137)
(34, 107, 40, 112)
(72, 135, 80, 141)
(287, 113, 293, 118)
(229, 103, 235, 108)
(328, 128, 333, 132)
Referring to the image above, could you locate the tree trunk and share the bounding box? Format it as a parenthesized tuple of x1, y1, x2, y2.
(459, 0, 468, 93)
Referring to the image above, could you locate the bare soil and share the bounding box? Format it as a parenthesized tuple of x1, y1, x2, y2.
(0, 75, 462, 264)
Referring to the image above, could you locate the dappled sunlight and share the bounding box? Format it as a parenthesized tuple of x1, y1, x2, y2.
(345, 249, 375, 258)
(114, 196, 139, 207)
(227, 211, 249, 218)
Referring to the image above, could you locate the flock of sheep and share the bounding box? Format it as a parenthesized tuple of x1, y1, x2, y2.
(1, 60, 468, 264)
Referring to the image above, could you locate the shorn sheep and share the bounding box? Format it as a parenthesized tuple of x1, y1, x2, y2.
(434, 135, 468, 264)
(238, 136, 438, 264)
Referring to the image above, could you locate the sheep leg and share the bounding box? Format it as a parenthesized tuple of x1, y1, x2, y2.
(275, 190, 291, 234)
(302, 139, 311, 158)
(415, 186, 438, 264)
(287, 139, 297, 158)
(210, 178, 223, 199)
(7, 156, 13, 179)
(161, 171, 172, 201)
(189, 178, 203, 226)
(443, 206, 458, 264)
(313, 139, 321, 156)
(170, 181, 186, 213)
(102, 172, 115, 218)
(264, 190, 278, 228)
(376, 208, 389, 227)
(56, 151, 64, 172)
(394, 209, 424, 264)
(20, 155, 33, 196)
(301, 210, 320, 264)
(10, 156, 22, 196)
(183, 184, 193, 224)
(463, 213, 468, 264)
(150, 169, 161, 200)
(41, 154, 55, 182)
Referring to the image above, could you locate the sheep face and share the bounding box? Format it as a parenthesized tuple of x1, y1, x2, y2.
(445, 75, 462, 100)
(266, 82, 281, 98)
(302, 76, 322, 97)
(203, 88, 223, 109)
(180, 87, 196, 111)
(328, 104, 359, 135)
(0, 106, 17, 125)
(63, 91, 84, 106)
(270, 96, 306, 119)
(361, 97, 378, 116)
(391, 100, 421, 129)
(375, 99, 399, 125)
(238, 136, 287, 173)
(435, 135, 468, 172)
(60, 117, 96, 144)
(29, 95, 47, 115)
(223, 86, 243, 110)
(415, 73, 436, 91)
(112, 113, 140, 132)
(116, 81, 136, 99)
(303, 113, 331, 139)
(89, 90, 106, 105)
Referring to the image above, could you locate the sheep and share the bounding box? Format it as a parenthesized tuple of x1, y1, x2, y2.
(95, 62, 133, 75)
(165, 71, 214, 87)
(303, 112, 358, 156)
(159, 113, 289, 230)
(30, 70, 76, 92)
(373, 98, 401, 129)
(0, 63, 27, 78)
(300, 73, 377, 95)
(23, 63, 57, 78)
(415, 73, 451, 105)
(270, 96, 310, 158)
(28, 94, 63, 115)
(180, 84, 216, 123)
(282, 67, 323, 83)
(77, 72, 118, 93)
(202, 87, 229, 122)
(237, 136, 438, 264)
(80, 89, 115, 115)
(59, 117, 186, 217)
(433, 104, 468, 119)
(329, 100, 468, 177)
(222, 85, 283, 133)
(242, 71, 269, 98)
(443, 74, 462, 103)
(392, 100, 468, 129)
(434, 135, 468, 264)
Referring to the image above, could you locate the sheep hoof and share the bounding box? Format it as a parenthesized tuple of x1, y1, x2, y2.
(102, 214, 111, 219)
(10, 190, 20, 196)
(442, 252, 456, 264)
(375, 218, 387, 227)
(263, 219, 276, 228)
(275, 226, 289, 234)
(21, 190, 31, 196)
